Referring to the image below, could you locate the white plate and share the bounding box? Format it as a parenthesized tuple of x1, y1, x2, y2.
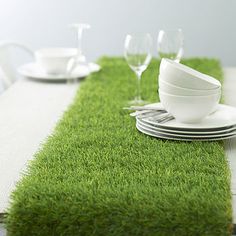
(18, 62, 100, 81)
(137, 118, 236, 135)
(136, 122, 236, 141)
(142, 103, 236, 131)
(137, 120, 236, 138)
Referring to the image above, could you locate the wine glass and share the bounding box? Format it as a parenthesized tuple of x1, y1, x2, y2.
(157, 29, 184, 62)
(67, 23, 90, 82)
(124, 33, 153, 105)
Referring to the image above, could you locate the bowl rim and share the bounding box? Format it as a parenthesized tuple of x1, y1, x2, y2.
(159, 89, 221, 98)
(159, 77, 221, 92)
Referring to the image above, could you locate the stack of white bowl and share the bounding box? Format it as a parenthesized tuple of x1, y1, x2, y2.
(159, 58, 222, 124)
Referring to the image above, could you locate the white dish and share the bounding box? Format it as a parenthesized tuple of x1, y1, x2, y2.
(160, 58, 221, 90)
(159, 90, 220, 123)
(142, 103, 236, 131)
(136, 122, 236, 141)
(159, 77, 221, 96)
(18, 62, 93, 81)
(137, 119, 236, 138)
(35, 47, 78, 74)
(138, 118, 236, 135)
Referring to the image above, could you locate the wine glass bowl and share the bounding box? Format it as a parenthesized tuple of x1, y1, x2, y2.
(157, 29, 184, 62)
(66, 23, 91, 81)
(124, 33, 153, 105)
(69, 23, 91, 63)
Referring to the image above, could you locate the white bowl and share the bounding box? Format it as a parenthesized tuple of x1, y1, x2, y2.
(159, 90, 221, 123)
(35, 48, 77, 75)
(159, 77, 221, 96)
(160, 58, 221, 90)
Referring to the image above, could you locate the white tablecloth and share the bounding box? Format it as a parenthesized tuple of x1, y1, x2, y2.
(223, 68, 236, 224)
(0, 78, 78, 213)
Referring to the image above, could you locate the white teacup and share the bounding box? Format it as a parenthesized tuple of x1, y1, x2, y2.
(35, 48, 77, 75)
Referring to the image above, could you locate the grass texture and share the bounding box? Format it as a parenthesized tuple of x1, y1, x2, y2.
(6, 57, 232, 235)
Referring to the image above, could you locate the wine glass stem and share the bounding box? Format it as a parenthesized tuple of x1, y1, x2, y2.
(77, 28, 83, 57)
(135, 71, 142, 101)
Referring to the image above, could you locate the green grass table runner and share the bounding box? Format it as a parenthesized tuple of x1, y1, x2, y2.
(6, 57, 232, 235)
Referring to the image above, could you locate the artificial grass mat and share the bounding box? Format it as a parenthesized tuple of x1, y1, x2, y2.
(6, 57, 232, 235)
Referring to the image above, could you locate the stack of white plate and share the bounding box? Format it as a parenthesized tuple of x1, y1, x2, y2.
(136, 103, 236, 141)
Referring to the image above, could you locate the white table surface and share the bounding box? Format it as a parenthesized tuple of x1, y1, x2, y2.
(0, 68, 236, 231)
(223, 67, 236, 225)
(0, 78, 78, 213)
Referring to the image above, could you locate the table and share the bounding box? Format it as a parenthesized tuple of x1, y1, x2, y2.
(0, 69, 236, 234)
(0, 79, 78, 214)
(223, 68, 236, 226)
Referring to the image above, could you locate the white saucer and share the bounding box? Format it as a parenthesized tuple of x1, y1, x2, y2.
(142, 103, 236, 131)
(18, 62, 100, 81)
(136, 122, 236, 141)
